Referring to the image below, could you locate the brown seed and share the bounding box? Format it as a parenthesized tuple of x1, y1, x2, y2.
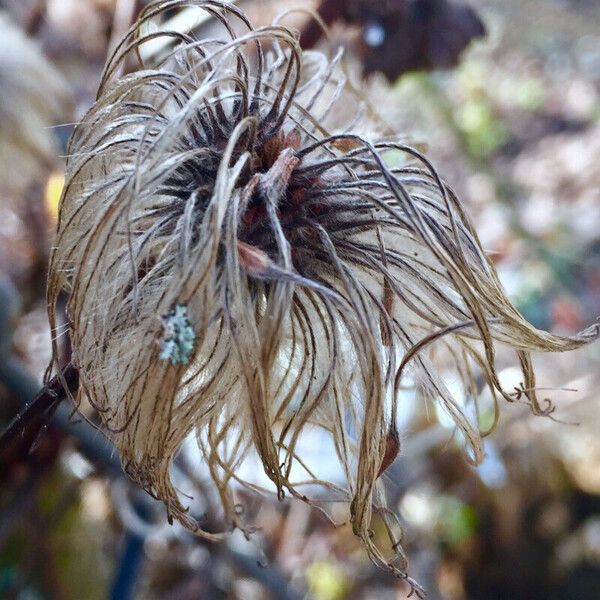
(378, 428, 401, 478)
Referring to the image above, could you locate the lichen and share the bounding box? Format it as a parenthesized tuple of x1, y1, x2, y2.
(159, 304, 196, 365)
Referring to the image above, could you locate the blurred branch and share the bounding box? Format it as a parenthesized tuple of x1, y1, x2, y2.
(0, 277, 37, 406)
(226, 549, 304, 600)
(110, 498, 149, 600)
(0, 277, 122, 473)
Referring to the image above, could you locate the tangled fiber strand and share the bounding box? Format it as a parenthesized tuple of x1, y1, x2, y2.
(47, 0, 599, 588)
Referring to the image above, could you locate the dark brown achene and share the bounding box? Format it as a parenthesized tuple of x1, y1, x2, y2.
(46, 1, 598, 591)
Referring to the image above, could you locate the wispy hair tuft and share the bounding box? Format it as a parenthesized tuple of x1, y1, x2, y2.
(47, 1, 599, 589)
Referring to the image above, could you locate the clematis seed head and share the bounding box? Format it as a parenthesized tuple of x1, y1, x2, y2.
(46, 1, 598, 589)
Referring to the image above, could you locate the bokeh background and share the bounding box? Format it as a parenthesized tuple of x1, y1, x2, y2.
(1, 1, 599, 599)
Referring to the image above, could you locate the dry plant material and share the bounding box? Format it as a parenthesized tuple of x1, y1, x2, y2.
(47, 0, 599, 589)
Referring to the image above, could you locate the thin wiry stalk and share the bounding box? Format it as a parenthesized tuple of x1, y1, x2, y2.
(46, 1, 598, 591)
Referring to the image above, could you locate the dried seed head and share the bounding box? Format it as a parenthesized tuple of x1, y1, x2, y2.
(47, 0, 598, 586)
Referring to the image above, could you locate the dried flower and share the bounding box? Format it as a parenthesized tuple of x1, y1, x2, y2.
(47, 0, 598, 589)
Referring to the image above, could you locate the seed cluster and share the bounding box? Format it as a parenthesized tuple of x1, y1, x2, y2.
(47, 1, 598, 590)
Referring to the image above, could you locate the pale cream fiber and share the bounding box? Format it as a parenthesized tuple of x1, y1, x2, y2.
(47, 1, 598, 591)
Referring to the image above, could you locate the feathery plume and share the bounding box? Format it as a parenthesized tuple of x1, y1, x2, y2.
(47, 1, 598, 589)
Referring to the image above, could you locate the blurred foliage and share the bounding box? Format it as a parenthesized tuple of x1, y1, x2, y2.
(306, 561, 349, 600)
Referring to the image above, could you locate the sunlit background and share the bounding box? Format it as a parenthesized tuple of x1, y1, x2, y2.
(1, 1, 599, 599)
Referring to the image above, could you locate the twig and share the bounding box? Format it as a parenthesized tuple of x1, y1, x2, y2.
(0, 362, 78, 458)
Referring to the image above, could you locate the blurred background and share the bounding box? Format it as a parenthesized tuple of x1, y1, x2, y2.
(0, 1, 599, 599)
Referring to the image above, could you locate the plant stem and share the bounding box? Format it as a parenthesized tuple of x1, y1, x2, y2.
(0, 362, 78, 458)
